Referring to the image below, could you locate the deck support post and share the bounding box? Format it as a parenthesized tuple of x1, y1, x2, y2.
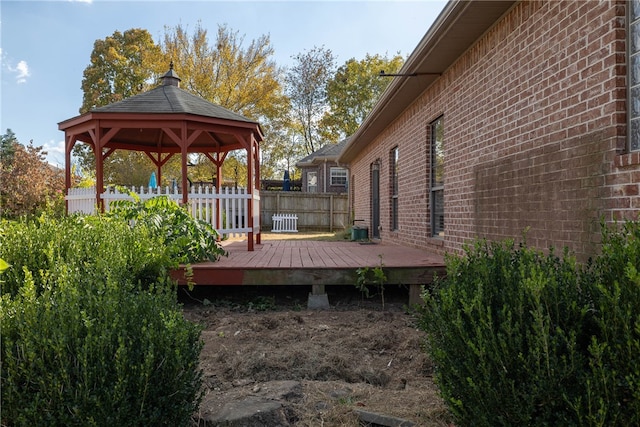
(408, 284, 423, 306)
(308, 284, 329, 309)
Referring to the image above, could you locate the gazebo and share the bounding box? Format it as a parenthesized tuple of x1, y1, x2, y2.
(58, 64, 264, 250)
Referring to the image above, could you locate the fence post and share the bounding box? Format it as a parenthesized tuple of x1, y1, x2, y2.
(330, 194, 334, 232)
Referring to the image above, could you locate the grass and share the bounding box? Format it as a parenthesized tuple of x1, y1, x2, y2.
(225, 230, 351, 242)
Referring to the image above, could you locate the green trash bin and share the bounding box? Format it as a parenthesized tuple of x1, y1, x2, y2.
(351, 225, 369, 241)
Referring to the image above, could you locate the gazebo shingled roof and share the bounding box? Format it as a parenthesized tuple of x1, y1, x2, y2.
(59, 64, 263, 250)
(92, 76, 255, 122)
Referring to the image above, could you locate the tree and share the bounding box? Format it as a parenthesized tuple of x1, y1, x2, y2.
(0, 128, 18, 166)
(162, 23, 286, 120)
(75, 29, 165, 182)
(0, 130, 65, 218)
(320, 53, 404, 142)
(285, 46, 336, 155)
(80, 28, 164, 113)
(161, 23, 290, 182)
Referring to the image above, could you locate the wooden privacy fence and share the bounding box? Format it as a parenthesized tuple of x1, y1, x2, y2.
(260, 191, 348, 232)
(66, 186, 259, 238)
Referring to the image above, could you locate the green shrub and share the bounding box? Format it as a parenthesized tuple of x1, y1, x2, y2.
(1, 275, 202, 426)
(0, 215, 203, 425)
(417, 239, 591, 426)
(574, 221, 640, 426)
(419, 222, 640, 427)
(0, 214, 172, 297)
(106, 195, 226, 263)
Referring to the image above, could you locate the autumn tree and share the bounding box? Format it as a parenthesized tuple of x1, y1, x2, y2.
(75, 29, 164, 185)
(162, 23, 285, 120)
(285, 46, 336, 155)
(0, 129, 65, 218)
(160, 23, 290, 181)
(80, 28, 165, 113)
(320, 53, 404, 142)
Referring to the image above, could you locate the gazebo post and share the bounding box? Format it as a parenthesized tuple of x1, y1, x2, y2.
(253, 137, 261, 245)
(64, 134, 74, 214)
(156, 153, 162, 191)
(215, 154, 222, 232)
(246, 138, 254, 251)
(181, 145, 189, 205)
(95, 127, 105, 213)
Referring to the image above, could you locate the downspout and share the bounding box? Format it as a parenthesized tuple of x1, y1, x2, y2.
(323, 159, 327, 193)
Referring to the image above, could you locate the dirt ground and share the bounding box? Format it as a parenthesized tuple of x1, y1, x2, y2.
(180, 281, 452, 426)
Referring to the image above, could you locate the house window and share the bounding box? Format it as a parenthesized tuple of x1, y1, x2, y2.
(391, 147, 399, 230)
(307, 171, 317, 193)
(631, 0, 640, 150)
(330, 167, 347, 186)
(430, 117, 444, 237)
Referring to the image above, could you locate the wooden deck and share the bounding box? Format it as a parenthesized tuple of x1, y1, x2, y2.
(172, 237, 445, 304)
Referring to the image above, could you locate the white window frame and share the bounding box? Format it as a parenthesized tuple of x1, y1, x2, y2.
(307, 171, 317, 193)
(630, 0, 640, 150)
(391, 147, 399, 231)
(330, 167, 347, 186)
(430, 117, 444, 237)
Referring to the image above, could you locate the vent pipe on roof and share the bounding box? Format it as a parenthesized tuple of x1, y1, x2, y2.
(161, 61, 181, 87)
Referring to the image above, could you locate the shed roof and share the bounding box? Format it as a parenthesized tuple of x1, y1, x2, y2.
(339, 0, 517, 163)
(296, 138, 349, 167)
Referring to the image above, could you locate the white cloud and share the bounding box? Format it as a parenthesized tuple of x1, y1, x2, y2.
(43, 139, 66, 166)
(14, 60, 30, 84)
(4, 56, 31, 84)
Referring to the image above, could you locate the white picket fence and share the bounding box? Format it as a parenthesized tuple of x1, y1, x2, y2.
(271, 213, 298, 232)
(66, 186, 260, 237)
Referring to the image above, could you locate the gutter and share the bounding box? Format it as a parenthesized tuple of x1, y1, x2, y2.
(338, 0, 517, 164)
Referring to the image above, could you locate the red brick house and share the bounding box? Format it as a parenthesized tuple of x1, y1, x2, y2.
(296, 139, 349, 194)
(339, 0, 639, 261)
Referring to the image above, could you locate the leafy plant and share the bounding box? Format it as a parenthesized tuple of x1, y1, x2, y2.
(355, 255, 387, 309)
(247, 295, 277, 312)
(106, 195, 227, 263)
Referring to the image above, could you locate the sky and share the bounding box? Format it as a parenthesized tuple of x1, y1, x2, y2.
(1, 0, 446, 167)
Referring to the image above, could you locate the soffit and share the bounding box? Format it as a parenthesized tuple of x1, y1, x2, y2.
(339, 0, 517, 163)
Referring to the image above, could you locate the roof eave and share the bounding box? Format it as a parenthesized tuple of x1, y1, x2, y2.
(339, 0, 517, 164)
(59, 111, 263, 142)
(295, 155, 342, 168)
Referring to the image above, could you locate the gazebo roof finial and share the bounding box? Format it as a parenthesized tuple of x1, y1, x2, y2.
(161, 61, 181, 87)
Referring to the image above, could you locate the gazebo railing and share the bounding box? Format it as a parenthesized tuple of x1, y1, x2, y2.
(66, 185, 259, 237)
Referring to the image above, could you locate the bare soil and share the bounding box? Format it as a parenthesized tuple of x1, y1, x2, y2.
(181, 282, 452, 426)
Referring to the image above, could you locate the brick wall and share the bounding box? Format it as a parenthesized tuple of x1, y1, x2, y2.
(299, 164, 348, 194)
(350, 0, 629, 261)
